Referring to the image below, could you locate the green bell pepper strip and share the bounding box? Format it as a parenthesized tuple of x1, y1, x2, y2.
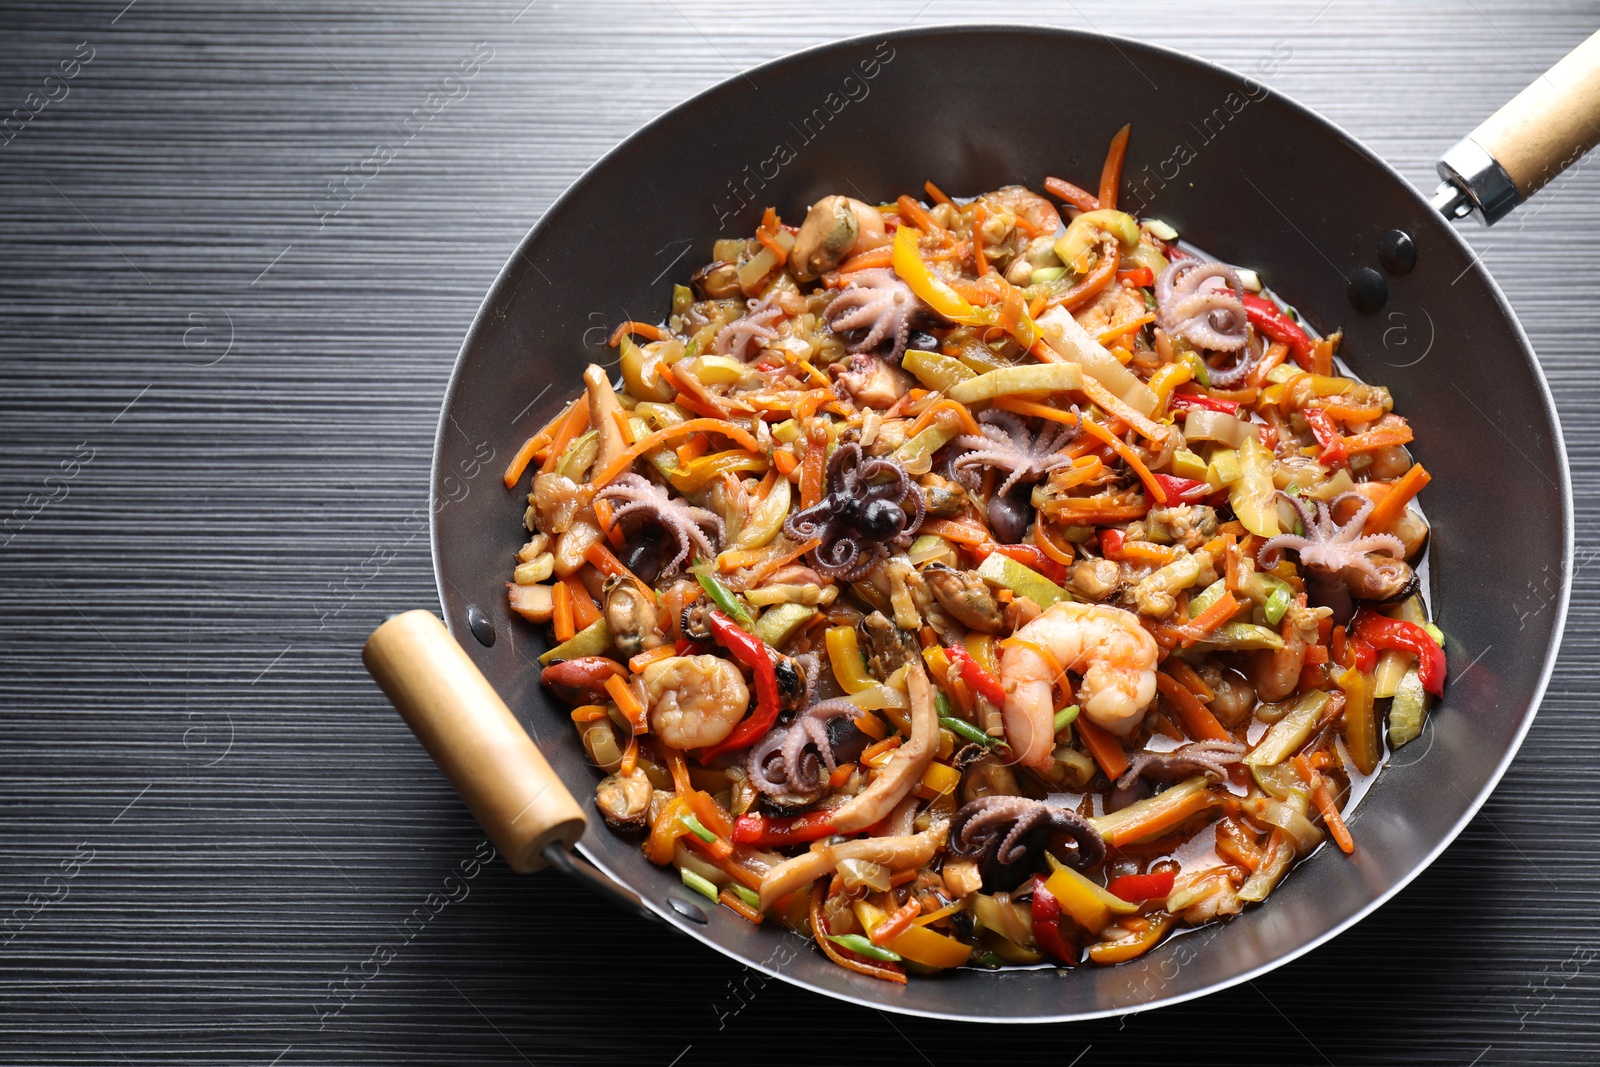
(828, 933, 903, 963)
(696, 570, 754, 630)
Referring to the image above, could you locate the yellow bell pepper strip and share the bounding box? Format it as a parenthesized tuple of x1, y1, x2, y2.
(825, 626, 876, 694)
(854, 899, 973, 970)
(893, 224, 979, 321)
(1089, 913, 1174, 964)
(668, 450, 767, 494)
(892, 224, 1042, 350)
(1338, 665, 1380, 775)
(1042, 863, 1137, 937)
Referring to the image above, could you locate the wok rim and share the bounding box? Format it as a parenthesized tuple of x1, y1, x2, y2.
(428, 21, 1574, 1023)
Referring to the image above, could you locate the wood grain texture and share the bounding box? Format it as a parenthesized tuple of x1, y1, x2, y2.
(1, 0, 1598, 1062)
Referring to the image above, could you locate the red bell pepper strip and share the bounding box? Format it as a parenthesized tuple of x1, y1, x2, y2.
(1168, 391, 1241, 416)
(1240, 292, 1314, 368)
(731, 810, 836, 848)
(1099, 528, 1127, 558)
(945, 644, 1007, 707)
(1151, 473, 1212, 504)
(697, 608, 782, 760)
(1105, 870, 1177, 902)
(1350, 610, 1446, 697)
(1348, 635, 1377, 673)
(1115, 266, 1155, 287)
(1030, 875, 1076, 964)
(1301, 407, 1349, 466)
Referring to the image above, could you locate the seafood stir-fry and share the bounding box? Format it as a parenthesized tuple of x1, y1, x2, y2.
(502, 125, 1445, 980)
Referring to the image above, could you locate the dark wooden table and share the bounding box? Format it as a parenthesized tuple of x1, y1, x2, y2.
(3, 2, 1597, 1063)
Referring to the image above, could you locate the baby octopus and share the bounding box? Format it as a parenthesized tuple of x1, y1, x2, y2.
(1155, 260, 1250, 357)
(1259, 490, 1411, 624)
(594, 473, 725, 577)
(823, 269, 926, 363)
(783, 443, 924, 582)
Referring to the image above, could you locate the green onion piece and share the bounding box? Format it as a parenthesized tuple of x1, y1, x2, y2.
(680, 812, 715, 844)
(1263, 582, 1294, 626)
(680, 867, 720, 902)
(697, 570, 754, 629)
(1053, 705, 1080, 734)
(828, 933, 902, 962)
(934, 691, 953, 718)
(684, 337, 699, 361)
(733, 883, 760, 909)
(940, 714, 1000, 749)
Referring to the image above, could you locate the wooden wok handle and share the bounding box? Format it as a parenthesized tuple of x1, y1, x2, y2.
(1438, 29, 1600, 222)
(363, 610, 587, 873)
(1470, 29, 1600, 198)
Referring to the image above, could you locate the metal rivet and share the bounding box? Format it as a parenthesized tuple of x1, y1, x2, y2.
(465, 604, 496, 647)
(1348, 267, 1388, 313)
(667, 896, 708, 924)
(1377, 229, 1416, 274)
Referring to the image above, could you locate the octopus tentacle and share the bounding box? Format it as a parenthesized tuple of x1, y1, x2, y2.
(713, 296, 784, 362)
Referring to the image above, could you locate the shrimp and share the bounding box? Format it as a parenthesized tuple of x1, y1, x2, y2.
(641, 654, 749, 750)
(1001, 602, 1159, 766)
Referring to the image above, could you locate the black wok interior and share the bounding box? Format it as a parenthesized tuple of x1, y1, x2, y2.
(430, 26, 1569, 1021)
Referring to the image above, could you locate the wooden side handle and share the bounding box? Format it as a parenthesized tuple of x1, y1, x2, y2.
(363, 610, 587, 873)
(1469, 29, 1600, 198)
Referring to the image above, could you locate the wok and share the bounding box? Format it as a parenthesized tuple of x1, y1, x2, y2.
(361, 25, 1585, 1021)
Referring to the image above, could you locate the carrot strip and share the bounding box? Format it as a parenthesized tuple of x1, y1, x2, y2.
(799, 424, 827, 510)
(828, 762, 857, 789)
(1294, 754, 1354, 854)
(583, 540, 657, 605)
(1156, 672, 1231, 742)
(719, 889, 764, 925)
(1096, 312, 1156, 345)
(563, 576, 602, 629)
(591, 418, 760, 489)
(501, 409, 564, 491)
(629, 645, 675, 674)
(619, 734, 639, 777)
(537, 397, 591, 475)
(1044, 176, 1099, 212)
(608, 321, 663, 347)
(1075, 374, 1169, 444)
(1177, 591, 1241, 647)
(833, 246, 895, 275)
(1365, 463, 1431, 534)
(772, 448, 798, 476)
(747, 536, 821, 585)
(1098, 124, 1132, 211)
(992, 395, 1085, 427)
(1080, 418, 1167, 505)
(870, 897, 923, 946)
(896, 194, 940, 233)
(923, 179, 953, 206)
(1077, 717, 1130, 779)
(605, 674, 647, 733)
(1249, 342, 1289, 389)
(971, 202, 989, 277)
(756, 227, 789, 264)
(551, 581, 575, 642)
(918, 517, 992, 547)
(569, 704, 609, 723)
(593, 497, 625, 549)
(1165, 659, 1215, 702)
(908, 397, 982, 437)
